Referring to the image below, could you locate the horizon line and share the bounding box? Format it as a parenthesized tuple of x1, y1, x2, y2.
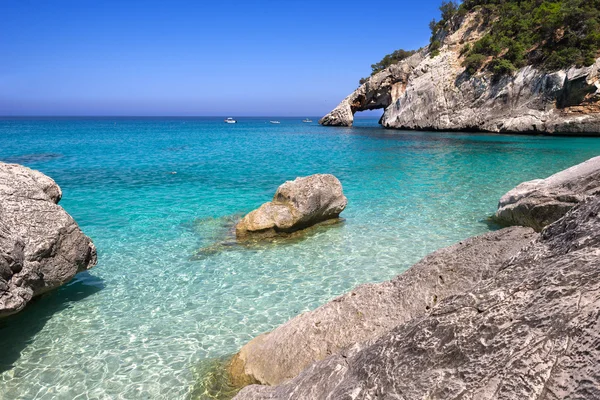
(0, 115, 380, 119)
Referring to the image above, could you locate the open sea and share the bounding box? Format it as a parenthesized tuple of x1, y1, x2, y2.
(1, 117, 600, 399)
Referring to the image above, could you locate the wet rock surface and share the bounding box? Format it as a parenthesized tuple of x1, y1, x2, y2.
(0, 163, 97, 317)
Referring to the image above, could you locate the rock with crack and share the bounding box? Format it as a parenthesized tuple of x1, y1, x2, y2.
(495, 155, 600, 231)
(235, 174, 347, 240)
(0, 162, 97, 317)
(228, 226, 535, 387)
(234, 195, 600, 400)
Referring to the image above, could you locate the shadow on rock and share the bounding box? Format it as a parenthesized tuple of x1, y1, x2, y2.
(0, 272, 104, 373)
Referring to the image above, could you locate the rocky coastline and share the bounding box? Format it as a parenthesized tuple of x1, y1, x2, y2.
(319, 12, 600, 135)
(229, 156, 600, 399)
(0, 162, 97, 317)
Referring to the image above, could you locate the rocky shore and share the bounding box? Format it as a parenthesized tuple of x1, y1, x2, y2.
(0, 163, 97, 317)
(319, 12, 600, 134)
(495, 155, 600, 231)
(229, 156, 600, 399)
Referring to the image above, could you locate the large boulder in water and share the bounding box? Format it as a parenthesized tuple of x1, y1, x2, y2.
(495, 155, 600, 231)
(228, 226, 535, 387)
(234, 195, 600, 400)
(0, 162, 97, 317)
(235, 174, 347, 240)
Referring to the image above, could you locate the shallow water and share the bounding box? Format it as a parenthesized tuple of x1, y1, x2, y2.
(1, 117, 599, 399)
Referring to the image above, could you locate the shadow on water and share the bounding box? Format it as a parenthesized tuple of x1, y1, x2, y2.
(0, 153, 63, 164)
(481, 214, 510, 231)
(0, 272, 104, 374)
(188, 355, 240, 400)
(190, 215, 346, 260)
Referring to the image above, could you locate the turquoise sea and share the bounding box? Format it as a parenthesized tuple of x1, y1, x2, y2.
(1, 117, 600, 399)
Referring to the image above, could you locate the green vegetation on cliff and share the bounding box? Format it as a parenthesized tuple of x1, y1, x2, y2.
(359, 49, 416, 85)
(370, 49, 416, 74)
(362, 0, 600, 84)
(431, 0, 600, 74)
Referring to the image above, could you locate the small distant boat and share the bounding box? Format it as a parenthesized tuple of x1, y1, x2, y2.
(302, 118, 313, 123)
(270, 120, 280, 124)
(224, 117, 237, 124)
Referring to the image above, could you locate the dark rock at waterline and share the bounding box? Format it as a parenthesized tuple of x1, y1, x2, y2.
(235, 195, 600, 400)
(235, 174, 347, 240)
(228, 226, 534, 387)
(0, 162, 97, 317)
(495, 155, 600, 231)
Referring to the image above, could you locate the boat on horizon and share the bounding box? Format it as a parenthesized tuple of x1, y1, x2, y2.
(224, 117, 237, 124)
(270, 120, 280, 124)
(302, 118, 313, 123)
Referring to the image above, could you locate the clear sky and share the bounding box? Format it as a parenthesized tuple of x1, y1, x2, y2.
(1, 0, 444, 116)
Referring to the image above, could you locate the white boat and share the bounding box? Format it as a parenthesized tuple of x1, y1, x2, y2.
(270, 120, 280, 124)
(224, 117, 237, 124)
(302, 118, 313, 123)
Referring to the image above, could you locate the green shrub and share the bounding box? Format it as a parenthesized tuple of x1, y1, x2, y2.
(460, 43, 471, 56)
(463, 54, 487, 75)
(370, 49, 417, 75)
(491, 59, 517, 75)
(435, 0, 600, 74)
(369, 0, 600, 80)
(471, 34, 500, 56)
(439, 1, 459, 21)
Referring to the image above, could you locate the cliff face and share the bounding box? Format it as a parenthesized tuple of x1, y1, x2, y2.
(320, 13, 600, 134)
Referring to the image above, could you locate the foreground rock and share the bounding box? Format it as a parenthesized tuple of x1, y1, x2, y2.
(235, 195, 600, 400)
(495, 155, 600, 231)
(0, 163, 97, 317)
(229, 226, 534, 387)
(235, 174, 347, 240)
(320, 12, 600, 134)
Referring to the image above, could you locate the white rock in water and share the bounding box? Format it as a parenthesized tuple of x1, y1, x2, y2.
(235, 174, 347, 240)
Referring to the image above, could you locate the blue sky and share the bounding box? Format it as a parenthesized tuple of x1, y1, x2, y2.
(1, 0, 443, 116)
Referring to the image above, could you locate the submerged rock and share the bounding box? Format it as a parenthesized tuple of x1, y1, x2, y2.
(495, 155, 600, 231)
(235, 174, 347, 240)
(320, 12, 600, 134)
(229, 226, 534, 387)
(0, 163, 97, 317)
(234, 195, 600, 400)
